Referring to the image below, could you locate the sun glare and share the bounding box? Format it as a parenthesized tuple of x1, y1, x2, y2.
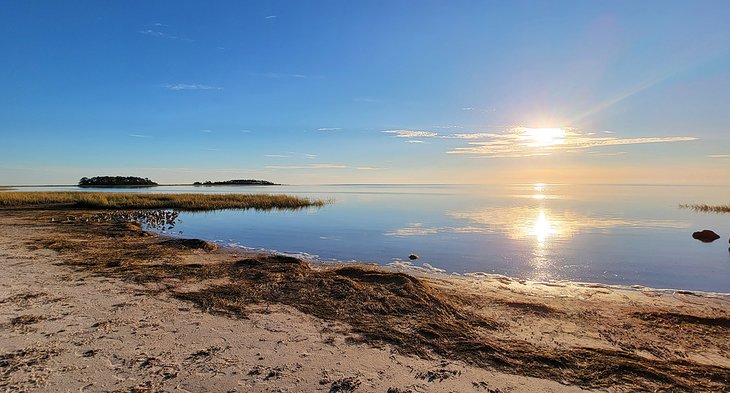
(520, 127, 567, 147)
(528, 210, 557, 245)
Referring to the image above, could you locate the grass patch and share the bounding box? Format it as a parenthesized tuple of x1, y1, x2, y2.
(0, 191, 325, 211)
(680, 204, 730, 213)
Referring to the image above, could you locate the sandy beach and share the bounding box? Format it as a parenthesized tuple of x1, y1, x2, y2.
(1, 209, 729, 392)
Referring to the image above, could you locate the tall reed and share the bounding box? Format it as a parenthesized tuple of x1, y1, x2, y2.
(679, 204, 730, 213)
(0, 192, 326, 211)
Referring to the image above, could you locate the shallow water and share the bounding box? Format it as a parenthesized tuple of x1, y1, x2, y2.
(18, 183, 730, 292)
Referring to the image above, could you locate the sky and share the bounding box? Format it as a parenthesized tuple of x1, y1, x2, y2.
(2, 0, 730, 185)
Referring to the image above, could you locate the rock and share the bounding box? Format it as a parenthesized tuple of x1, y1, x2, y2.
(408, 254, 419, 260)
(692, 230, 720, 243)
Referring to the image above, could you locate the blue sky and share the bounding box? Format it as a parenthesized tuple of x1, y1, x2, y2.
(2, 1, 730, 185)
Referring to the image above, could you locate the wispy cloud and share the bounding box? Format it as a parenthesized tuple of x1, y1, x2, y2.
(384, 127, 696, 158)
(129, 134, 152, 138)
(265, 15, 277, 19)
(240, 129, 252, 133)
(265, 163, 347, 170)
(383, 129, 496, 143)
(200, 129, 213, 133)
(383, 130, 439, 138)
(708, 154, 730, 158)
(318, 127, 341, 132)
(444, 133, 500, 139)
(586, 151, 628, 156)
(264, 152, 319, 160)
(261, 72, 307, 79)
(139, 24, 193, 42)
(356, 166, 384, 170)
(139, 29, 166, 37)
(449, 130, 696, 158)
(461, 106, 495, 113)
(165, 83, 222, 91)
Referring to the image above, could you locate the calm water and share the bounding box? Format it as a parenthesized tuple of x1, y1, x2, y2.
(17, 184, 730, 292)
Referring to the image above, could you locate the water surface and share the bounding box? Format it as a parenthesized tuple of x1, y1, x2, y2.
(17, 184, 730, 292)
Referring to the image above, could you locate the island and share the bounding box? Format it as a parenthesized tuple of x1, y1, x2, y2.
(78, 176, 158, 188)
(192, 179, 279, 186)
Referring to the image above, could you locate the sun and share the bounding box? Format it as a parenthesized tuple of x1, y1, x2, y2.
(519, 127, 567, 147)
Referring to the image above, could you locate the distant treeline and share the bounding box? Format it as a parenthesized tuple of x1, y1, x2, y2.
(193, 179, 279, 186)
(79, 176, 158, 187)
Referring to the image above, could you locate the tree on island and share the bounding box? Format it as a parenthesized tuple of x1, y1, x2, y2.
(193, 179, 279, 186)
(78, 176, 158, 187)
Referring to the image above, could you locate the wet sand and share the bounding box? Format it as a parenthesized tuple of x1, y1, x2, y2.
(1, 210, 728, 392)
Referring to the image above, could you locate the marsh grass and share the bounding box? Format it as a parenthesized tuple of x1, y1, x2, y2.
(680, 203, 730, 213)
(0, 191, 325, 211)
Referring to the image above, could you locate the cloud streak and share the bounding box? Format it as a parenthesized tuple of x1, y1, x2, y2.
(139, 25, 193, 42)
(165, 83, 222, 91)
(383, 130, 438, 138)
(318, 127, 341, 131)
(261, 72, 307, 79)
(265, 163, 347, 170)
(383, 129, 497, 140)
(383, 128, 696, 158)
(449, 132, 696, 158)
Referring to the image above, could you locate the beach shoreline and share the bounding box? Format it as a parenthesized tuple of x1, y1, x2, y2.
(1, 209, 729, 392)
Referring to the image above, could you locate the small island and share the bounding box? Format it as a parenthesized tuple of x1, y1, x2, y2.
(193, 179, 279, 186)
(78, 176, 158, 188)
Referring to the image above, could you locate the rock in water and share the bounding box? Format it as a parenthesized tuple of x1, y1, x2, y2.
(692, 230, 720, 243)
(408, 254, 419, 260)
